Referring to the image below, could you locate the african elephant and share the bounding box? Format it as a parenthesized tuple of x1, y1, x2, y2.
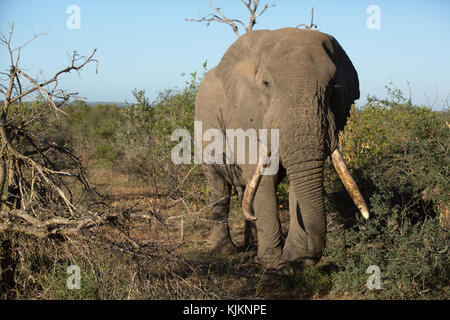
(195, 28, 368, 271)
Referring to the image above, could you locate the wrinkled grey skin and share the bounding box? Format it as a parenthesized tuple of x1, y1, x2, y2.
(195, 28, 359, 270)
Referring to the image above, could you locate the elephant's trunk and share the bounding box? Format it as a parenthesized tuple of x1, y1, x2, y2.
(290, 160, 326, 260)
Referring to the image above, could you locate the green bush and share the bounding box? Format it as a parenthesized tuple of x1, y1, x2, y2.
(323, 85, 450, 299)
(62, 101, 123, 167)
(325, 210, 449, 299)
(341, 87, 449, 212)
(58, 65, 206, 180)
(115, 68, 203, 181)
(279, 266, 332, 296)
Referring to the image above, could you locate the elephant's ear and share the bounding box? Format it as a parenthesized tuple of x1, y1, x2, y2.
(329, 38, 360, 132)
(215, 31, 268, 108)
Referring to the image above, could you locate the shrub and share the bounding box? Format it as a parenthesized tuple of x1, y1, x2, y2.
(340, 87, 449, 215)
(323, 85, 450, 299)
(325, 210, 449, 299)
(114, 67, 208, 201)
(116, 68, 202, 182)
(63, 101, 123, 167)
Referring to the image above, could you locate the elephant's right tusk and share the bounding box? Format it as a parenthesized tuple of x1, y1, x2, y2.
(242, 145, 271, 222)
(331, 148, 369, 219)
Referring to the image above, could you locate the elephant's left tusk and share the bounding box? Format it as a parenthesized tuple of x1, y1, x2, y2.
(331, 148, 369, 219)
(242, 144, 271, 222)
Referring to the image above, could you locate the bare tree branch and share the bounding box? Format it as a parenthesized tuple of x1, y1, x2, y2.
(0, 23, 99, 234)
(240, 0, 274, 31)
(5, 49, 98, 105)
(186, 0, 274, 37)
(296, 7, 318, 30)
(0, 209, 110, 238)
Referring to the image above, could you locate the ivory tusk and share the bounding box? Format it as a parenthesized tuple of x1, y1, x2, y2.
(241, 144, 271, 221)
(331, 148, 369, 219)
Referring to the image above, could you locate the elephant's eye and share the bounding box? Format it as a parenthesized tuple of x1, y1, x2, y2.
(263, 80, 271, 88)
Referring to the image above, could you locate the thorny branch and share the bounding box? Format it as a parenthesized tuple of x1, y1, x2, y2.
(0, 23, 99, 238)
(186, 0, 275, 37)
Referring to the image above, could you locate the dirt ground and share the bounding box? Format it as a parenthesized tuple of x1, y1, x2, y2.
(82, 165, 344, 300)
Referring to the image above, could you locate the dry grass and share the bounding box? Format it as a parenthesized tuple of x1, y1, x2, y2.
(0, 163, 338, 300)
(43, 165, 334, 300)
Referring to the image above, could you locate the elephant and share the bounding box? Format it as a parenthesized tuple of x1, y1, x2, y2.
(195, 27, 368, 271)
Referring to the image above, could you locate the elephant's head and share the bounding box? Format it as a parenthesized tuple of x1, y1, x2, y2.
(215, 28, 368, 261)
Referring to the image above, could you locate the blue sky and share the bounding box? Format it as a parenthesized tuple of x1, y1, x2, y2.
(1, 0, 449, 109)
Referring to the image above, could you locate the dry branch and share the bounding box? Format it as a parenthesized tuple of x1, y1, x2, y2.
(296, 7, 318, 30)
(0, 23, 98, 238)
(186, 0, 274, 37)
(0, 209, 99, 237)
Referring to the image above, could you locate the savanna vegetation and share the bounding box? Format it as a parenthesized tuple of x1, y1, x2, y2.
(1, 63, 448, 299)
(0, 1, 448, 300)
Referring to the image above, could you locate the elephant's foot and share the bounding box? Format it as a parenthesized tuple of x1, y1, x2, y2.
(208, 223, 236, 255)
(254, 247, 282, 269)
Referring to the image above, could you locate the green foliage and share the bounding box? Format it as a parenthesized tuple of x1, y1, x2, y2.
(59, 64, 207, 181)
(116, 68, 204, 181)
(341, 85, 449, 210)
(324, 84, 450, 299)
(42, 263, 100, 300)
(279, 266, 332, 296)
(63, 100, 123, 166)
(276, 177, 289, 210)
(325, 214, 449, 299)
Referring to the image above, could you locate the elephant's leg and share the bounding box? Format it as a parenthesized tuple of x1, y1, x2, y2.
(253, 176, 282, 268)
(279, 180, 322, 271)
(206, 167, 235, 254)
